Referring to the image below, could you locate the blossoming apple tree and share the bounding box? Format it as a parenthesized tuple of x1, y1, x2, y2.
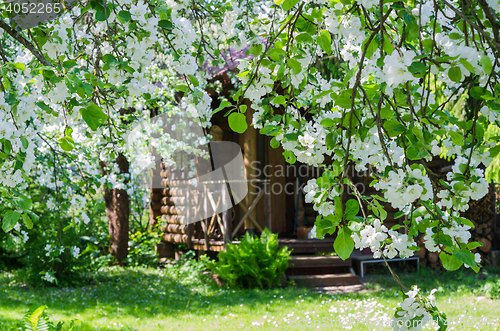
(1, 0, 500, 327)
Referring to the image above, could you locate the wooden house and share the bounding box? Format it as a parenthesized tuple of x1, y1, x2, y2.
(149, 49, 500, 285)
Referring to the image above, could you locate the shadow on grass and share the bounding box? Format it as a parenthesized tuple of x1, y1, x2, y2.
(0, 266, 324, 323)
(360, 264, 500, 297)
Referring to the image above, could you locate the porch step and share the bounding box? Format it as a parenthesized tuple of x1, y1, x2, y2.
(289, 273, 360, 287)
(289, 255, 351, 268)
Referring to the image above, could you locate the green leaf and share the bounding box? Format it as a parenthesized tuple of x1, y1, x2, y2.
(79, 103, 108, 131)
(384, 119, 406, 137)
(448, 67, 462, 83)
(470, 86, 487, 100)
(63, 60, 77, 69)
(316, 176, 331, 189)
(273, 95, 286, 105)
(440, 251, 463, 271)
(274, 0, 285, 4)
(318, 30, 332, 55)
(320, 118, 334, 127)
(335, 90, 353, 108)
(158, 19, 172, 29)
(362, 35, 380, 59)
(394, 211, 405, 219)
(480, 56, 493, 75)
(188, 74, 199, 87)
(452, 247, 477, 268)
(248, 44, 263, 56)
(95, 5, 111, 21)
(449, 131, 463, 146)
(467, 241, 483, 250)
(174, 84, 188, 92)
(118, 10, 132, 21)
(102, 54, 118, 67)
(402, 13, 418, 41)
(459, 58, 475, 73)
(59, 136, 75, 151)
(407, 145, 428, 160)
(270, 136, 280, 148)
(282, 0, 300, 11)
(325, 133, 335, 150)
(344, 199, 359, 220)
(489, 144, 500, 158)
(283, 150, 296, 164)
(2, 210, 21, 233)
(408, 61, 426, 77)
(286, 58, 302, 75)
(228, 113, 247, 133)
(334, 227, 354, 260)
(295, 33, 314, 43)
(21, 213, 33, 229)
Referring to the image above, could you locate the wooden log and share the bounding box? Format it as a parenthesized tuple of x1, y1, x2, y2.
(160, 205, 190, 215)
(150, 193, 162, 202)
(164, 224, 189, 234)
(428, 252, 439, 263)
(490, 250, 500, 267)
(151, 201, 161, 211)
(478, 238, 492, 253)
(165, 187, 189, 197)
(161, 214, 186, 225)
(161, 196, 187, 206)
(163, 233, 189, 244)
(155, 241, 175, 258)
(418, 246, 427, 259)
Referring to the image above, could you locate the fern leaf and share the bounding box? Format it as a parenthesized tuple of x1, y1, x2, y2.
(28, 306, 47, 331)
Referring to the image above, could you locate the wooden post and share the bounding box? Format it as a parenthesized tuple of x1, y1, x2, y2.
(240, 100, 258, 231)
(204, 184, 210, 251)
(266, 140, 287, 233)
(264, 181, 272, 231)
(222, 183, 231, 244)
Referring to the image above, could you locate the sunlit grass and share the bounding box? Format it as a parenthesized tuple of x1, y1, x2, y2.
(0, 265, 499, 330)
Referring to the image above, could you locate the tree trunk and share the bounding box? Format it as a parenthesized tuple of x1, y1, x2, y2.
(103, 153, 130, 263)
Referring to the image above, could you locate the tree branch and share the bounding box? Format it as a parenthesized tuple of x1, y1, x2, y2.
(0, 19, 53, 67)
(441, 0, 500, 53)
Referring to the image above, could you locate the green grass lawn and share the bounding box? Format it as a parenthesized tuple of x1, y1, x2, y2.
(1, 263, 499, 331)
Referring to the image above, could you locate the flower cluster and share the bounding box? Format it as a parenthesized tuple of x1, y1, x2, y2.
(373, 166, 433, 210)
(352, 220, 417, 259)
(392, 286, 441, 331)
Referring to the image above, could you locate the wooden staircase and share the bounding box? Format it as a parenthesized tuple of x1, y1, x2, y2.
(286, 255, 359, 287)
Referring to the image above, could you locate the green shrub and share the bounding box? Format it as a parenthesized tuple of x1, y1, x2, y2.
(206, 228, 291, 289)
